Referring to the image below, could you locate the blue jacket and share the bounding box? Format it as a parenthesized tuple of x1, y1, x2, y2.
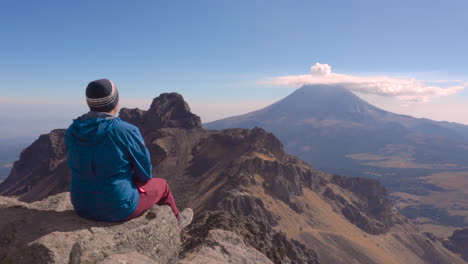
(65, 111, 152, 222)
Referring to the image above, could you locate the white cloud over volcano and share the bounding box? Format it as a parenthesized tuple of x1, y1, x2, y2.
(262, 63, 465, 102)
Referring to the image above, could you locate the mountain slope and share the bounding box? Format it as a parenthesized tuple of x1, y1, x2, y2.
(0, 139, 31, 184)
(205, 85, 468, 230)
(0, 92, 465, 263)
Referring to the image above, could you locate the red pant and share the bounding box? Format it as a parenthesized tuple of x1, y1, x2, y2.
(125, 178, 180, 220)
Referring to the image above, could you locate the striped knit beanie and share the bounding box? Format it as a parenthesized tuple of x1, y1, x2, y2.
(85, 79, 119, 112)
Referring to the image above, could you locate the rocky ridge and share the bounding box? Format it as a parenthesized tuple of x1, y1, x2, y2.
(0, 129, 69, 202)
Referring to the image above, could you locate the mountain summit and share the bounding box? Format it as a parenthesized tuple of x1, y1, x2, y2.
(254, 85, 386, 121)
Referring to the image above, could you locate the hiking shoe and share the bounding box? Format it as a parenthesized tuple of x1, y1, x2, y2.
(178, 208, 193, 229)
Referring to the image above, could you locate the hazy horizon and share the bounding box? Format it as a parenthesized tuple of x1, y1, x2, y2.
(3, 85, 468, 141)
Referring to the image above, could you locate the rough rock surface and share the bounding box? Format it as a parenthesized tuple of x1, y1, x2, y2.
(181, 211, 319, 264)
(443, 228, 468, 262)
(180, 229, 273, 264)
(99, 252, 157, 264)
(0, 193, 180, 264)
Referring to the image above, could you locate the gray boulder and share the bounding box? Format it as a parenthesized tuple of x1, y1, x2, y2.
(0, 192, 181, 264)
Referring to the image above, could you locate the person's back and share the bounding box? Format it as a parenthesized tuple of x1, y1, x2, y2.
(66, 111, 148, 221)
(65, 79, 192, 226)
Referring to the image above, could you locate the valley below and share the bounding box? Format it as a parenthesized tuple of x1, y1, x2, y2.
(392, 171, 468, 236)
(345, 148, 468, 235)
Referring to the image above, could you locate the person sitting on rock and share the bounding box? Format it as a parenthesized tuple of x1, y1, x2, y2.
(65, 79, 193, 227)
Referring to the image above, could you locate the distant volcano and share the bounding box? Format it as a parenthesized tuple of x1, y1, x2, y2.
(206, 84, 468, 141)
(241, 85, 387, 122)
(205, 84, 468, 175)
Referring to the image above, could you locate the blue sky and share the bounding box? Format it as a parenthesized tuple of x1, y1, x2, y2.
(1, 0, 468, 140)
